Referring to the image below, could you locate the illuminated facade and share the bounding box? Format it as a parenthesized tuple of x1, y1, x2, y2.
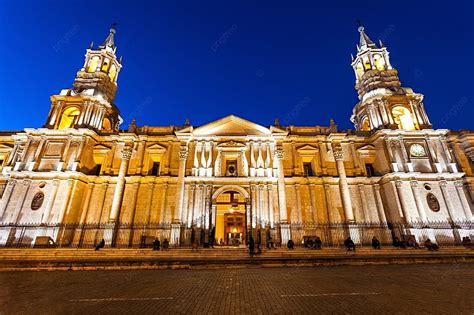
(0, 26, 472, 246)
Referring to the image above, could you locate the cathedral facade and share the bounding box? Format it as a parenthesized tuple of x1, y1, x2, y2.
(0, 26, 472, 247)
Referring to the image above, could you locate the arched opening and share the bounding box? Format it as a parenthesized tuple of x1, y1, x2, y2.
(87, 56, 100, 73)
(58, 107, 80, 130)
(356, 62, 364, 78)
(373, 54, 385, 71)
(101, 57, 110, 72)
(213, 189, 247, 246)
(102, 117, 112, 131)
(361, 116, 371, 131)
(363, 56, 372, 70)
(391, 106, 417, 131)
(109, 64, 117, 81)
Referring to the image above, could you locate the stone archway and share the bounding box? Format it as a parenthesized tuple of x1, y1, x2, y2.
(211, 185, 251, 246)
(211, 185, 250, 200)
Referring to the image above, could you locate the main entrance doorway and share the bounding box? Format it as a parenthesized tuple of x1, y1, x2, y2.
(214, 190, 247, 246)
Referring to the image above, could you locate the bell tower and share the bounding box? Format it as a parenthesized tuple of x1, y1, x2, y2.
(350, 25, 432, 132)
(44, 24, 123, 131)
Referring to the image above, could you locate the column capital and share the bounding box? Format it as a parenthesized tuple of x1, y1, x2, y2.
(390, 140, 401, 148)
(332, 146, 343, 160)
(454, 181, 464, 188)
(274, 146, 284, 159)
(439, 180, 448, 188)
(7, 180, 17, 187)
(395, 180, 403, 188)
(121, 146, 133, 160)
(410, 180, 419, 187)
(179, 146, 189, 160)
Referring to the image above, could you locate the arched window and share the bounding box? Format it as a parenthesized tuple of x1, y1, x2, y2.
(87, 56, 100, 73)
(363, 56, 371, 70)
(356, 62, 364, 78)
(373, 54, 385, 71)
(102, 117, 112, 130)
(101, 58, 110, 72)
(361, 116, 371, 131)
(391, 106, 417, 131)
(109, 64, 117, 81)
(58, 107, 80, 130)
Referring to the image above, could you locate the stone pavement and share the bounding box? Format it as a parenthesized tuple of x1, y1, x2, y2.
(1, 264, 473, 314)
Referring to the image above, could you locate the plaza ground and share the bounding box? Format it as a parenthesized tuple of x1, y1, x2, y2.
(1, 264, 473, 314)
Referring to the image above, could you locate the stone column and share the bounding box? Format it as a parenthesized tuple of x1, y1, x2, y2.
(41, 180, 60, 224)
(259, 184, 266, 226)
(109, 146, 132, 223)
(56, 180, 74, 224)
(308, 184, 316, 223)
(294, 184, 302, 223)
(160, 183, 169, 222)
(0, 180, 16, 220)
(454, 181, 473, 221)
(323, 184, 332, 223)
(275, 147, 287, 222)
(440, 136, 458, 173)
(333, 146, 354, 222)
(204, 186, 211, 229)
(409, 181, 428, 223)
(440, 181, 461, 242)
(439, 181, 455, 222)
(260, 184, 267, 227)
(358, 184, 370, 222)
(144, 182, 155, 224)
(250, 184, 257, 228)
(275, 147, 290, 245)
(267, 184, 274, 228)
(186, 185, 195, 227)
(128, 182, 140, 224)
(171, 145, 188, 245)
(373, 184, 387, 223)
(394, 181, 409, 221)
(245, 200, 252, 240)
(174, 145, 188, 223)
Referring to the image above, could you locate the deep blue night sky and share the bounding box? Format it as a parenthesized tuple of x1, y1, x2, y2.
(0, 1, 472, 131)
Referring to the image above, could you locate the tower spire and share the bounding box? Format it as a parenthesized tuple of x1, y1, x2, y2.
(99, 23, 117, 50)
(358, 25, 376, 51)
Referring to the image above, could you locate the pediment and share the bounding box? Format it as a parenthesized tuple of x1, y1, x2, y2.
(146, 143, 166, 152)
(357, 144, 376, 152)
(297, 144, 319, 153)
(192, 115, 271, 136)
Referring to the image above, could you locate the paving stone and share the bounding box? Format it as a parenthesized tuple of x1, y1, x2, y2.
(1, 264, 473, 314)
